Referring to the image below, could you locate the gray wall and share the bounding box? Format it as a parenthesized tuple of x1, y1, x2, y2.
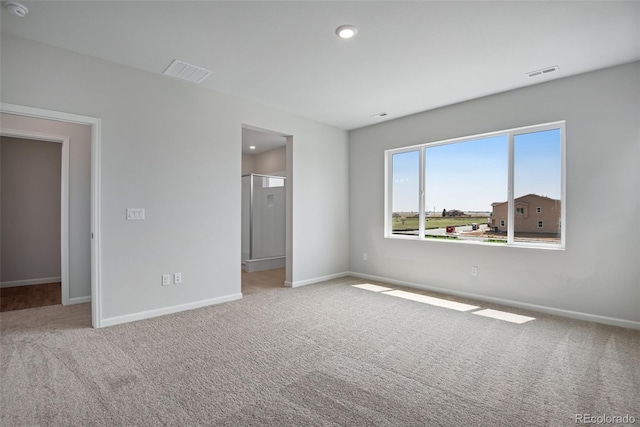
(241, 153, 255, 176)
(242, 147, 287, 176)
(0, 35, 349, 322)
(254, 146, 286, 175)
(349, 61, 640, 325)
(0, 114, 92, 300)
(1, 137, 61, 283)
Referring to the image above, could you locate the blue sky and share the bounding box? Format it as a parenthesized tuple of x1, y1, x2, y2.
(514, 129, 562, 201)
(392, 129, 561, 213)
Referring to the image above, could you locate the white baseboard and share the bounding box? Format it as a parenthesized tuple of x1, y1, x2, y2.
(100, 293, 243, 328)
(245, 257, 286, 273)
(1, 277, 62, 288)
(348, 271, 640, 330)
(68, 296, 91, 305)
(286, 271, 350, 288)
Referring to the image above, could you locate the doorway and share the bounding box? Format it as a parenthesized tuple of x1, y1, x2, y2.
(0, 136, 63, 311)
(0, 103, 102, 327)
(241, 126, 290, 295)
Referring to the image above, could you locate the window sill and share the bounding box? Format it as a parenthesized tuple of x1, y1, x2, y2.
(385, 234, 565, 250)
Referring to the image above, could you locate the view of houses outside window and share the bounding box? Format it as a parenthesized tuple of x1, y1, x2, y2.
(512, 129, 562, 243)
(388, 123, 563, 248)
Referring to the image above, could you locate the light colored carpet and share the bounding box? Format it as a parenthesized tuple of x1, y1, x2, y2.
(1, 276, 638, 426)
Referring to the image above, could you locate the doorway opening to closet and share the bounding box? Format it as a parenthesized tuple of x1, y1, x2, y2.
(0, 135, 63, 311)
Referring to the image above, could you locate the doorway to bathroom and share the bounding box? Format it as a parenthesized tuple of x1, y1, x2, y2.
(241, 126, 289, 295)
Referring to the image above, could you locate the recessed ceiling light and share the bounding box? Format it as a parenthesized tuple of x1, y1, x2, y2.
(336, 25, 358, 39)
(249, 146, 256, 150)
(4, 2, 29, 17)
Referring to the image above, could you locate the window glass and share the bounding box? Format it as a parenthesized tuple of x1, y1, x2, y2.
(424, 136, 507, 242)
(392, 151, 420, 236)
(513, 129, 562, 244)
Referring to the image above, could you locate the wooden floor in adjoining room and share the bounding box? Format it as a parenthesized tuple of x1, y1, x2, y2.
(241, 268, 285, 295)
(0, 282, 62, 312)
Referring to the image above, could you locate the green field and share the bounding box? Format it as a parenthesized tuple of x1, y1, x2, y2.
(392, 216, 489, 231)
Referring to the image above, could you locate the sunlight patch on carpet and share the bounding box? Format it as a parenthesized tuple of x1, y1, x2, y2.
(352, 284, 394, 292)
(472, 309, 535, 324)
(381, 290, 479, 311)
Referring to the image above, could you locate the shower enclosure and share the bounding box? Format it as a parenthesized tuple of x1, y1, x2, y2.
(241, 174, 286, 272)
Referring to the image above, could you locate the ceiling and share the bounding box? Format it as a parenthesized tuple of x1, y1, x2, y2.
(1, 1, 639, 130)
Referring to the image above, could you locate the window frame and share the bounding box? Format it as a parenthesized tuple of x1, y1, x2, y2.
(384, 121, 566, 249)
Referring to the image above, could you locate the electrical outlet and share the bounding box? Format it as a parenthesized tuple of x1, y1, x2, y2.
(161, 274, 171, 286)
(471, 266, 478, 277)
(174, 273, 182, 284)
(363, 252, 368, 261)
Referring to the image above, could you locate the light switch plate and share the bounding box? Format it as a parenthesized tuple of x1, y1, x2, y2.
(126, 208, 146, 220)
(174, 273, 182, 284)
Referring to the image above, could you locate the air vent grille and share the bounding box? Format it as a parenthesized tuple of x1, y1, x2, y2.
(163, 60, 211, 83)
(527, 65, 559, 78)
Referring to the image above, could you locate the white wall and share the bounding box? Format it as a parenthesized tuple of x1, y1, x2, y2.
(0, 35, 349, 324)
(349, 62, 640, 327)
(1, 137, 61, 283)
(0, 114, 92, 299)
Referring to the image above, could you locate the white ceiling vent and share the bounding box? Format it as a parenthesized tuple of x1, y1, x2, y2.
(163, 60, 211, 83)
(527, 65, 559, 78)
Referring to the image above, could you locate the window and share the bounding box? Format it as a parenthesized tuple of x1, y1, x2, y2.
(260, 176, 284, 188)
(385, 121, 565, 248)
